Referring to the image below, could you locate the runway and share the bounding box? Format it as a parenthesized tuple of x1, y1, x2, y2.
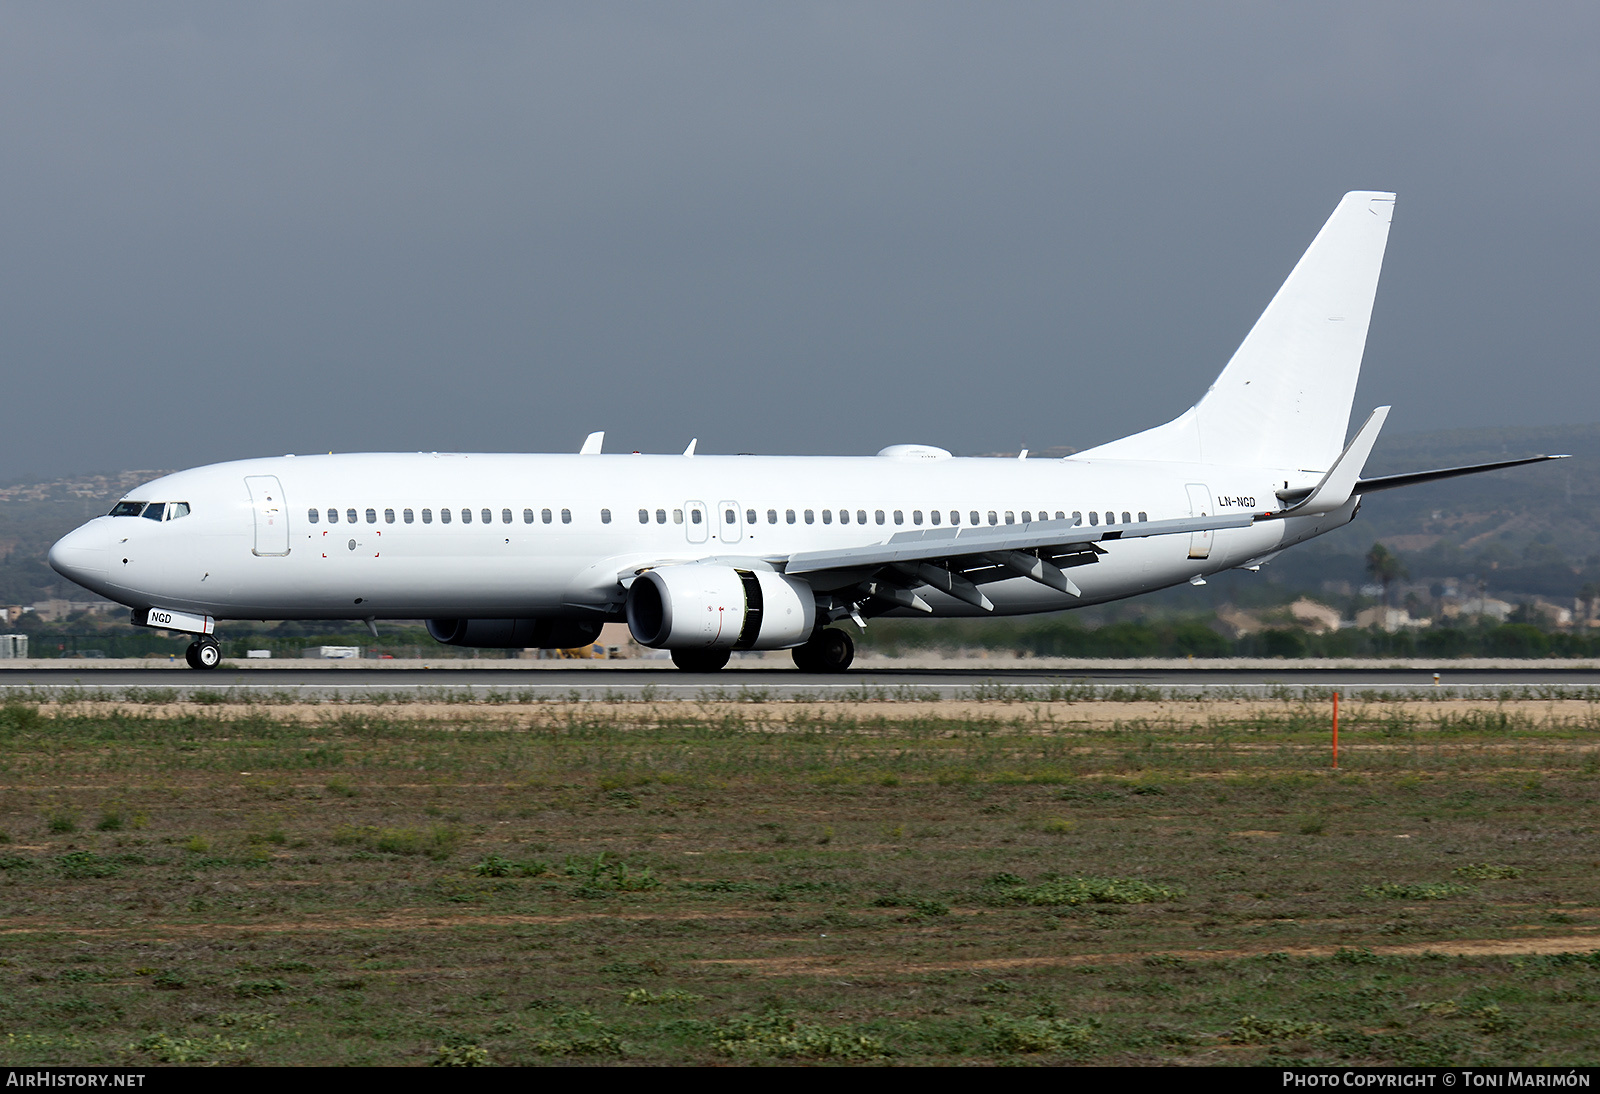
(4, 660, 1600, 700)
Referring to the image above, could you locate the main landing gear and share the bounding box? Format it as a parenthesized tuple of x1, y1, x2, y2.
(666, 628, 855, 674)
(791, 628, 854, 673)
(185, 637, 221, 670)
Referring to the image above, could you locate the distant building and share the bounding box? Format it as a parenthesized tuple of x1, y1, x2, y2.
(1441, 597, 1514, 624)
(1355, 606, 1430, 632)
(28, 599, 118, 622)
(1289, 598, 1342, 634)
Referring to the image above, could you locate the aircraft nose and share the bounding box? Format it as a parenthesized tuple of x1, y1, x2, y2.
(49, 522, 112, 586)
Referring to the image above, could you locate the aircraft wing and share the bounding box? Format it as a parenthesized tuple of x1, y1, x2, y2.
(783, 513, 1253, 574)
(773, 511, 1256, 613)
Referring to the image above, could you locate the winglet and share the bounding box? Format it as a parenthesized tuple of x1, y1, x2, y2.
(1272, 406, 1389, 517)
(683, 438, 698, 457)
(579, 431, 605, 455)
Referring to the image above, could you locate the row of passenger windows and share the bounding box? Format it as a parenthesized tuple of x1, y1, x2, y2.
(310, 507, 575, 525)
(665, 508, 1151, 527)
(308, 506, 1149, 528)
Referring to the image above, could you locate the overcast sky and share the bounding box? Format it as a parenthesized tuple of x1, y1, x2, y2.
(1, 3, 1595, 478)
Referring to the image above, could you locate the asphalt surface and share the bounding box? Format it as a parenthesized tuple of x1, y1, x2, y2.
(4, 662, 1600, 699)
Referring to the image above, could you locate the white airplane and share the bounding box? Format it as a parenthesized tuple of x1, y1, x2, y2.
(49, 191, 1562, 671)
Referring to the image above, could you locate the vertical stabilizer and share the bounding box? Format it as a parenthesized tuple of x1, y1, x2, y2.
(1077, 191, 1395, 472)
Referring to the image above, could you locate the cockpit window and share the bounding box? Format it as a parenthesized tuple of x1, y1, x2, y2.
(109, 501, 146, 517)
(141, 503, 167, 522)
(166, 502, 190, 520)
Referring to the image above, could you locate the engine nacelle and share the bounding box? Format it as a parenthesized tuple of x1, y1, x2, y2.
(626, 565, 815, 650)
(426, 617, 604, 649)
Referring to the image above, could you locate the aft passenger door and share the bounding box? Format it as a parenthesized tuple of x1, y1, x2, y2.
(245, 476, 290, 557)
(1185, 483, 1212, 560)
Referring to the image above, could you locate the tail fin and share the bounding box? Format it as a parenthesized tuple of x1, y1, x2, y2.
(1077, 191, 1395, 472)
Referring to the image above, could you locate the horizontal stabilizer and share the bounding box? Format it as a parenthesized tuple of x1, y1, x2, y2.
(1355, 454, 1569, 494)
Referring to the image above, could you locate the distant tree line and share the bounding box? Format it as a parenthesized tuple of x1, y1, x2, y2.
(853, 616, 1600, 659)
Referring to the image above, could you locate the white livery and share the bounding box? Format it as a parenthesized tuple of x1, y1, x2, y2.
(48, 192, 1562, 671)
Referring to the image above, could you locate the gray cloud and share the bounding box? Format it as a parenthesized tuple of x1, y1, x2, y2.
(1, 3, 1595, 477)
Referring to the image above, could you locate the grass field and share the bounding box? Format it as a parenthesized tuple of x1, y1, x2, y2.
(1, 688, 1598, 1066)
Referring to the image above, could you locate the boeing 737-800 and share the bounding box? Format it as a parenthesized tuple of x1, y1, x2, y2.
(48, 192, 1562, 671)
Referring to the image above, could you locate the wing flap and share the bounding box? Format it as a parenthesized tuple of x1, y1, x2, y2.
(782, 512, 1255, 576)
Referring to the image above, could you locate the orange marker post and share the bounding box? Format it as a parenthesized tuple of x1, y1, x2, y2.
(1332, 691, 1339, 769)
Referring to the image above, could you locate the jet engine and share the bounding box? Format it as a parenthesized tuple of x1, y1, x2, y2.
(626, 565, 815, 650)
(425, 618, 604, 649)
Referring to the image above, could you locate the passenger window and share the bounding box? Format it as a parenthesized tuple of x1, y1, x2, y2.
(1055, 511, 1065, 521)
(1122, 511, 1131, 524)
(786, 510, 796, 524)
(724, 509, 735, 524)
(639, 509, 649, 524)
(1004, 511, 1014, 524)
(875, 510, 885, 525)
(747, 509, 757, 525)
(822, 510, 832, 524)
(404, 509, 415, 524)
(857, 510, 866, 525)
(441, 509, 452, 524)
(1022, 511, 1031, 523)
(385, 509, 395, 524)
(691, 509, 702, 524)
(1072, 511, 1082, 525)
(951, 511, 960, 525)
(422, 509, 433, 524)
(837, 509, 847, 525)
(366, 508, 377, 524)
(1105, 511, 1114, 525)
(970, 511, 979, 526)
(767, 509, 778, 524)
(893, 510, 903, 525)
(1088, 511, 1098, 526)
(141, 503, 166, 522)
(930, 510, 940, 525)
(601, 509, 611, 524)
(543, 509, 553, 524)
(308, 508, 319, 524)
(461, 509, 471, 524)
(482, 509, 492, 524)
(561, 509, 572, 524)
(805, 510, 814, 524)
(1138, 511, 1147, 522)
(328, 509, 338, 524)
(912, 510, 923, 525)
(346, 509, 357, 524)
(987, 511, 997, 526)
(657, 509, 667, 524)
(502, 509, 512, 524)
(524, 509, 534, 523)
(672, 509, 682, 524)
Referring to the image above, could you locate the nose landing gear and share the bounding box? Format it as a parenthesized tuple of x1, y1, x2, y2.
(185, 637, 222, 670)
